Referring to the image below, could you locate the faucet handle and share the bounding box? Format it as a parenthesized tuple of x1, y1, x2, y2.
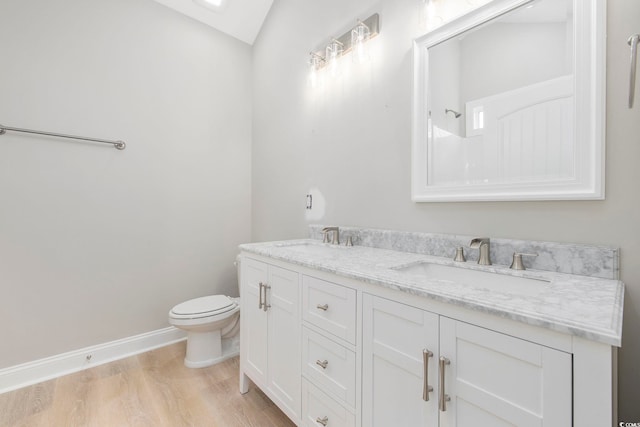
(453, 247, 466, 262)
(510, 252, 538, 270)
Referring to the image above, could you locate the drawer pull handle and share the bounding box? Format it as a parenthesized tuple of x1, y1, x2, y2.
(316, 359, 329, 369)
(316, 303, 329, 311)
(258, 282, 264, 310)
(316, 416, 329, 426)
(422, 349, 433, 401)
(439, 356, 451, 412)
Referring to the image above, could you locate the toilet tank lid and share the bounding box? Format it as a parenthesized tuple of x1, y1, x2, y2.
(171, 295, 235, 316)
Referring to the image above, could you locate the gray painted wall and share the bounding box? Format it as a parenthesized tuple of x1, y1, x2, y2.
(459, 22, 569, 105)
(252, 0, 640, 420)
(0, 0, 252, 368)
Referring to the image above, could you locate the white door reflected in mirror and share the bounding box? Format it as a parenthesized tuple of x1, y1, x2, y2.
(412, 0, 606, 202)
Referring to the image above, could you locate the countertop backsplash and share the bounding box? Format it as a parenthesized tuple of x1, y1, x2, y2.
(308, 225, 619, 280)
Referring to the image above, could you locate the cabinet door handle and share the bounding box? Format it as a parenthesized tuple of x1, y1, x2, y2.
(263, 285, 271, 312)
(316, 416, 329, 426)
(316, 303, 329, 311)
(422, 349, 434, 401)
(316, 359, 329, 369)
(438, 356, 451, 411)
(258, 282, 264, 310)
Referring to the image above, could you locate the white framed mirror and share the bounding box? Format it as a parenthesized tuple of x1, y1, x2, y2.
(412, 0, 605, 202)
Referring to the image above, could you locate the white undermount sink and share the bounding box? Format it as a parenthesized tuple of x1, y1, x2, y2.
(393, 262, 550, 296)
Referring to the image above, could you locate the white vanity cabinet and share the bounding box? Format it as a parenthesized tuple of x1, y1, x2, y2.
(239, 258, 301, 423)
(362, 294, 572, 427)
(239, 249, 619, 427)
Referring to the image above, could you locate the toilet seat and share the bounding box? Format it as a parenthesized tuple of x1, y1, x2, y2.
(170, 295, 237, 320)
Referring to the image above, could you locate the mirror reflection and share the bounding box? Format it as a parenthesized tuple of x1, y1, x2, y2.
(427, 0, 574, 187)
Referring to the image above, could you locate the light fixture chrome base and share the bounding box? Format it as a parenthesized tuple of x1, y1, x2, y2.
(310, 13, 380, 69)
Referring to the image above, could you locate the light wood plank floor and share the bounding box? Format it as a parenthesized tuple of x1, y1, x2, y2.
(0, 342, 296, 427)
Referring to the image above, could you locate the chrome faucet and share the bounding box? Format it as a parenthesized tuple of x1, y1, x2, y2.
(322, 226, 340, 245)
(469, 238, 491, 265)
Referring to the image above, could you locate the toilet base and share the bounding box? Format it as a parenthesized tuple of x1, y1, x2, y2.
(184, 330, 240, 368)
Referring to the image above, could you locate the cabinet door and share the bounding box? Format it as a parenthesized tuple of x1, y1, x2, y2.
(267, 265, 301, 420)
(362, 294, 439, 427)
(439, 318, 572, 427)
(240, 258, 269, 385)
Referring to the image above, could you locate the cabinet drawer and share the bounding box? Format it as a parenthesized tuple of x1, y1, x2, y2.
(303, 276, 356, 344)
(302, 328, 356, 408)
(302, 379, 355, 427)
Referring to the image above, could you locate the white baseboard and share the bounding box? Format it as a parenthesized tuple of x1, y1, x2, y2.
(0, 327, 187, 394)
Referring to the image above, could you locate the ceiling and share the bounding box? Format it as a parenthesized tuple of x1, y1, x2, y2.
(152, 0, 274, 45)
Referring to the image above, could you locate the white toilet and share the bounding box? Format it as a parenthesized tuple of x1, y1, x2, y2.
(168, 294, 240, 368)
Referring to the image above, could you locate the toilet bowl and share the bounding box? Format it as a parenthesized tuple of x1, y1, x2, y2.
(169, 294, 240, 368)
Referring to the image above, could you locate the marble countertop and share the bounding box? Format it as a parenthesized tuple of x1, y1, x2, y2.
(239, 239, 624, 347)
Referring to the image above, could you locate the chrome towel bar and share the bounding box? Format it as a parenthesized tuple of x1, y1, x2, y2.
(0, 124, 126, 150)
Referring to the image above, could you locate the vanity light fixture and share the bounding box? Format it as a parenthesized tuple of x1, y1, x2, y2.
(423, 0, 436, 17)
(422, 0, 441, 28)
(307, 13, 380, 79)
(326, 38, 344, 77)
(351, 20, 371, 63)
(308, 52, 325, 88)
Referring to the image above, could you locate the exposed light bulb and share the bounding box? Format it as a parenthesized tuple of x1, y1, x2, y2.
(308, 52, 325, 88)
(422, 0, 441, 29)
(351, 21, 371, 63)
(326, 39, 344, 77)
